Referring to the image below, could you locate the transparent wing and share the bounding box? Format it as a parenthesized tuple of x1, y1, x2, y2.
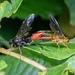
(16, 14, 35, 37)
(49, 15, 63, 35)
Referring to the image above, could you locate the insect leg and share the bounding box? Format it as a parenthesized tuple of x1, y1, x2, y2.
(56, 42, 60, 49)
(9, 44, 13, 55)
(62, 42, 71, 53)
(18, 46, 22, 59)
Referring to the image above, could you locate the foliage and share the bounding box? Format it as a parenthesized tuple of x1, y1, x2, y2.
(65, 0, 75, 25)
(0, 0, 75, 26)
(0, 60, 7, 75)
(0, 0, 75, 75)
(0, 38, 75, 75)
(0, 0, 23, 20)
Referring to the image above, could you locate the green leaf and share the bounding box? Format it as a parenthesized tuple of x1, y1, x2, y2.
(0, 0, 23, 20)
(12, 0, 66, 19)
(23, 38, 75, 60)
(0, 60, 7, 75)
(0, 71, 5, 75)
(0, 38, 75, 75)
(65, 0, 75, 26)
(0, 36, 10, 48)
(45, 63, 68, 75)
(0, 52, 51, 75)
(45, 55, 75, 75)
(1, 49, 74, 75)
(0, 60, 7, 70)
(65, 55, 75, 73)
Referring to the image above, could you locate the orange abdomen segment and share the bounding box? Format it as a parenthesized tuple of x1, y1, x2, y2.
(30, 32, 44, 40)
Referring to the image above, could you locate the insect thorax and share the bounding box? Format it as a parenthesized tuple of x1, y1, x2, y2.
(9, 36, 31, 47)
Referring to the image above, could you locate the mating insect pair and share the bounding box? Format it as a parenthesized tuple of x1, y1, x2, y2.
(9, 14, 69, 50)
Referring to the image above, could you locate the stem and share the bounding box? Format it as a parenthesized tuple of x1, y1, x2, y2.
(0, 48, 47, 71)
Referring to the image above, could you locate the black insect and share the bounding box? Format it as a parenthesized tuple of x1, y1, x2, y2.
(9, 14, 35, 47)
(49, 15, 69, 50)
(49, 15, 63, 36)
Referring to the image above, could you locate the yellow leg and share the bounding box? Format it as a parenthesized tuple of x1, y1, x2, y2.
(18, 46, 22, 59)
(62, 42, 71, 53)
(56, 42, 62, 59)
(9, 44, 13, 55)
(56, 42, 60, 49)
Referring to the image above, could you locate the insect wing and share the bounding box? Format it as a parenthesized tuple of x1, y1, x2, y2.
(16, 14, 35, 37)
(49, 15, 63, 35)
